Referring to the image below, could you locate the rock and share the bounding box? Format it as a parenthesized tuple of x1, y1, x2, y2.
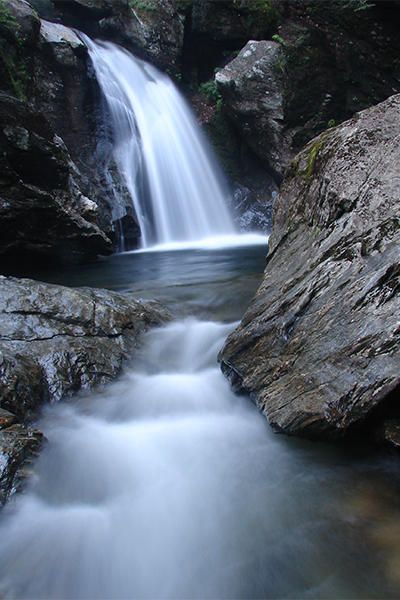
(215, 2, 400, 183)
(0, 93, 112, 272)
(52, 0, 185, 76)
(216, 40, 291, 182)
(0, 275, 171, 505)
(182, 0, 280, 83)
(219, 94, 400, 441)
(231, 183, 274, 234)
(0, 424, 44, 506)
(0, 276, 171, 420)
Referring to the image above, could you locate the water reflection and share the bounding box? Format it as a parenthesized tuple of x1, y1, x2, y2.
(27, 243, 269, 321)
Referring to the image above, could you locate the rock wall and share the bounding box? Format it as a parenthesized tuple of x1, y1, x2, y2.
(219, 94, 400, 444)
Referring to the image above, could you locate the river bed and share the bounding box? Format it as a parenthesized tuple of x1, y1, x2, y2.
(1, 241, 400, 599)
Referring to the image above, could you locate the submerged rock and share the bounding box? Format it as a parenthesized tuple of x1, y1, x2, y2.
(0, 275, 171, 503)
(219, 94, 400, 442)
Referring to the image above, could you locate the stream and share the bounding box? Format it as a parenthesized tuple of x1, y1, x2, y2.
(1, 242, 400, 599)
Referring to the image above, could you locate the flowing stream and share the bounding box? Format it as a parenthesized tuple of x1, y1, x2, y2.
(2, 245, 400, 599)
(1, 40, 400, 600)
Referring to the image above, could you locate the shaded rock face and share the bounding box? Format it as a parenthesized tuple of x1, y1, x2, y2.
(0, 275, 171, 503)
(182, 0, 280, 83)
(231, 182, 275, 235)
(0, 93, 112, 273)
(0, 1, 136, 270)
(216, 40, 290, 182)
(52, 0, 185, 76)
(215, 1, 400, 183)
(219, 94, 400, 442)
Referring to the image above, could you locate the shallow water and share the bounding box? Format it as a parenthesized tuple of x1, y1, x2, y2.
(2, 243, 400, 599)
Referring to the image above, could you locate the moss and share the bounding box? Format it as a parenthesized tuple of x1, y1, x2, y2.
(305, 135, 327, 183)
(0, 1, 30, 101)
(198, 80, 222, 104)
(129, 0, 157, 11)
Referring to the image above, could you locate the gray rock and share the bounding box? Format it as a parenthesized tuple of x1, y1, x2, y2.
(219, 94, 400, 441)
(0, 423, 43, 506)
(52, 0, 185, 76)
(0, 276, 171, 420)
(231, 183, 273, 234)
(216, 40, 292, 182)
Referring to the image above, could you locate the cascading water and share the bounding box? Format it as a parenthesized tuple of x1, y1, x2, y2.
(85, 37, 236, 248)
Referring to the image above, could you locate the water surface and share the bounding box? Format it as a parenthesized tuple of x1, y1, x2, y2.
(1, 242, 400, 599)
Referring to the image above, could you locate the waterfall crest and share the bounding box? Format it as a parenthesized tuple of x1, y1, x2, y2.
(85, 38, 235, 248)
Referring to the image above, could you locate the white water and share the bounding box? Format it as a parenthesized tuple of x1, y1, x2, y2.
(0, 320, 284, 599)
(85, 38, 236, 248)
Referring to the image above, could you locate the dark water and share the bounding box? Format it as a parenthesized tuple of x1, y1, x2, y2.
(26, 243, 269, 321)
(2, 242, 400, 599)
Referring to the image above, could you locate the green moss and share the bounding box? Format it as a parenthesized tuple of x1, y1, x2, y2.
(0, 1, 30, 101)
(272, 34, 285, 46)
(129, 0, 157, 11)
(305, 136, 327, 183)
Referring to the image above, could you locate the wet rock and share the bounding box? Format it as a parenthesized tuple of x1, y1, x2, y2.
(0, 93, 112, 273)
(0, 275, 171, 505)
(52, 0, 185, 75)
(0, 424, 44, 506)
(0, 276, 171, 421)
(219, 94, 400, 441)
(231, 183, 273, 235)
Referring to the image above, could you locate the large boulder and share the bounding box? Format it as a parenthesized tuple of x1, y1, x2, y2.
(219, 94, 400, 442)
(215, 40, 290, 182)
(0, 275, 171, 503)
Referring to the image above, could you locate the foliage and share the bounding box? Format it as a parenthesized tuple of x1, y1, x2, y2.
(198, 80, 222, 105)
(0, 0, 30, 100)
(272, 34, 285, 46)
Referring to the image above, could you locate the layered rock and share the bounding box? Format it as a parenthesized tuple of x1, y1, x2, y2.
(219, 94, 400, 442)
(0, 275, 171, 503)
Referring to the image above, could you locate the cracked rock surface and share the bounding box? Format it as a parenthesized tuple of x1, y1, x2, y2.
(0, 276, 171, 503)
(219, 94, 400, 442)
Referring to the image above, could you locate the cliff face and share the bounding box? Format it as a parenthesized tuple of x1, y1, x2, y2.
(219, 94, 400, 443)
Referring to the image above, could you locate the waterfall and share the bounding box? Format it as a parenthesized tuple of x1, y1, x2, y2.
(84, 38, 236, 248)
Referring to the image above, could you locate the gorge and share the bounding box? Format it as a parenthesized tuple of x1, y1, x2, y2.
(1, 0, 400, 598)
